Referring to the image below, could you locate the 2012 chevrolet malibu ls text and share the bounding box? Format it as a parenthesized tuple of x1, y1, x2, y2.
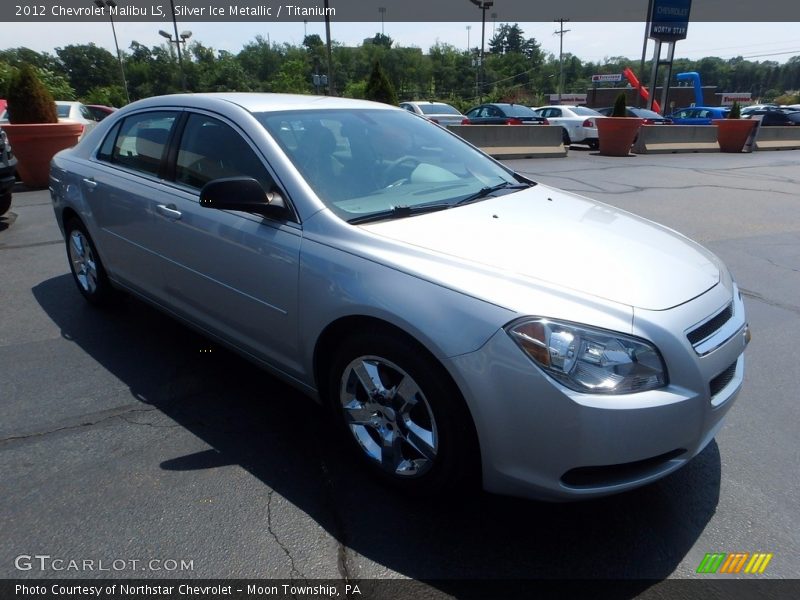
(50, 94, 749, 500)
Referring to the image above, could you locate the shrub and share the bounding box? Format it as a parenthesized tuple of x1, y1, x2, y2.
(728, 101, 741, 119)
(612, 92, 627, 117)
(6, 63, 58, 124)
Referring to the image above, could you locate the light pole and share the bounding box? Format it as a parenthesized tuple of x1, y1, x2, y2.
(93, 0, 130, 104)
(466, 25, 471, 51)
(158, 27, 192, 91)
(323, 0, 335, 95)
(159, 0, 191, 91)
(554, 18, 570, 103)
(378, 7, 386, 36)
(468, 0, 493, 103)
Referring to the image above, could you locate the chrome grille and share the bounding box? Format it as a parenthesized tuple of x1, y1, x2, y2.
(687, 302, 733, 346)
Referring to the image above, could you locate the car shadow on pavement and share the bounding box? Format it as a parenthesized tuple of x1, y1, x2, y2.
(34, 274, 721, 590)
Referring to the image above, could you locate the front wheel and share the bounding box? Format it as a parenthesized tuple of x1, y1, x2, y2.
(328, 331, 478, 495)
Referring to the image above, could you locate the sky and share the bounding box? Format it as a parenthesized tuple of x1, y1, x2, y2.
(2, 21, 799, 66)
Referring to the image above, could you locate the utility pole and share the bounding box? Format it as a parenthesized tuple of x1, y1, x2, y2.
(554, 18, 570, 103)
(324, 0, 335, 95)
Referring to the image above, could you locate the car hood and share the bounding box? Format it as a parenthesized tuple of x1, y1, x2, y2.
(360, 184, 721, 311)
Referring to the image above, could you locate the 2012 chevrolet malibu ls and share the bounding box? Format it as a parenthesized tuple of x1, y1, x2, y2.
(50, 94, 749, 500)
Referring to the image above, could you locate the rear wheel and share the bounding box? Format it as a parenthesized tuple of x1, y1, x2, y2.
(588, 139, 599, 150)
(327, 331, 478, 495)
(561, 128, 571, 146)
(65, 218, 116, 306)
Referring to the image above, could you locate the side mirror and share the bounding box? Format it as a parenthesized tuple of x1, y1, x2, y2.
(200, 177, 288, 219)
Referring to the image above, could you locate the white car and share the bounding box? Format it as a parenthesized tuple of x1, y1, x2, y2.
(533, 105, 602, 149)
(0, 101, 98, 140)
(56, 101, 99, 139)
(399, 101, 465, 127)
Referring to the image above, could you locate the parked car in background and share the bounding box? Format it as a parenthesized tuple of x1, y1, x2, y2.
(745, 108, 800, 126)
(533, 105, 602, 148)
(86, 104, 118, 121)
(50, 93, 749, 501)
(55, 101, 100, 138)
(596, 106, 673, 125)
(399, 101, 465, 127)
(1, 101, 99, 140)
(0, 126, 17, 216)
(462, 103, 548, 125)
(741, 104, 779, 115)
(668, 106, 730, 125)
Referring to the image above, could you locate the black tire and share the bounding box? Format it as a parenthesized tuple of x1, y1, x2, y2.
(0, 192, 11, 217)
(327, 330, 479, 496)
(561, 128, 571, 146)
(64, 218, 116, 306)
(588, 139, 599, 150)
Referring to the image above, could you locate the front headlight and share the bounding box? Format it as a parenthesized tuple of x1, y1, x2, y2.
(507, 318, 667, 394)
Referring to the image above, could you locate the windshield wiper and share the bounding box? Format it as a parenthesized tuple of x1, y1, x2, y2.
(347, 203, 450, 225)
(454, 181, 533, 206)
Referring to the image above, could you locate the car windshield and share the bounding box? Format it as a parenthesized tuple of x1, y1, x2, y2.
(418, 104, 461, 116)
(256, 109, 520, 222)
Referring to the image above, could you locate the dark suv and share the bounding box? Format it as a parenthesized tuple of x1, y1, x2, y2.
(0, 126, 17, 216)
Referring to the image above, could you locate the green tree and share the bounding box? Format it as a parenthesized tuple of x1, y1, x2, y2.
(364, 60, 398, 105)
(55, 43, 120, 97)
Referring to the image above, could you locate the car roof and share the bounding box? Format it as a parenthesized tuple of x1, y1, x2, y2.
(402, 101, 451, 106)
(126, 93, 394, 114)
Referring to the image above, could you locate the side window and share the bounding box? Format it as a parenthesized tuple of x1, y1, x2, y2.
(401, 104, 415, 113)
(176, 114, 274, 191)
(550, 109, 562, 118)
(97, 122, 121, 162)
(488, 106, 502, 118)
(80, 105, 96, 121)
(104, 111, 178, 176)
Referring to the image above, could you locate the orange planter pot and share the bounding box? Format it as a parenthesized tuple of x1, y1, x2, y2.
(596, 117, 644, 157)
(713, 119, 756, 153)
(3, 122, 84, 188)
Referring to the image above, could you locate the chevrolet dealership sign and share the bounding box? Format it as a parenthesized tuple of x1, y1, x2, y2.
(649, 0, 691, 41)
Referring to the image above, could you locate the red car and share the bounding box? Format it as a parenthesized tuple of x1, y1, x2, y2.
(86, 104, 118, 121)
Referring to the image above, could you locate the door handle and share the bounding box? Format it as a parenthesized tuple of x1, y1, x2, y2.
(156, 204, 182, 220)
(82, 177, 98, 189)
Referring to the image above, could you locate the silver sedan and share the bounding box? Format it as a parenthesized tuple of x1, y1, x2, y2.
(50, 93, 749, 500)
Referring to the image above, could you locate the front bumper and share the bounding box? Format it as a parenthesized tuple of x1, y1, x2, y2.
(447, 283, 748, 501)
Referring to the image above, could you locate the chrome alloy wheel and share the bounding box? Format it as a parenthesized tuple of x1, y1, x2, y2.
(68, 229, 98, 294)
(339, 356, 438, 477)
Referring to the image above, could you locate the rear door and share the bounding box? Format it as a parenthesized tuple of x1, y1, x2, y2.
(85, 110, 180, 299)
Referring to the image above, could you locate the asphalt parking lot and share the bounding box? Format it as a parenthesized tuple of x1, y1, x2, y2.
(1, 151, 798, 593)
